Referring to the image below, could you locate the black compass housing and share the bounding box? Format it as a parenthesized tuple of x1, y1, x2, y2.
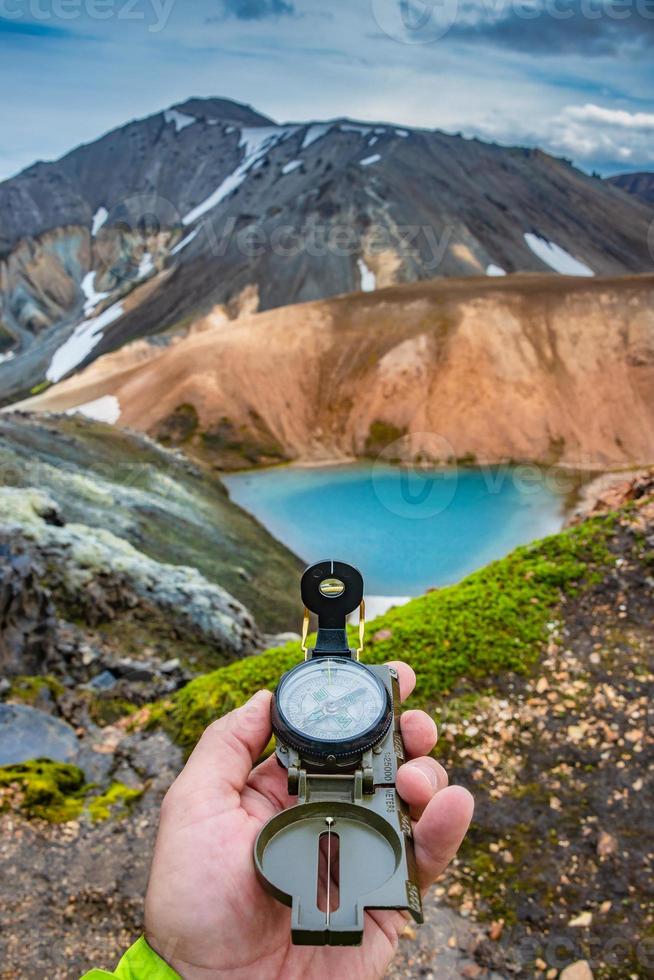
(271, 658, 393, 762)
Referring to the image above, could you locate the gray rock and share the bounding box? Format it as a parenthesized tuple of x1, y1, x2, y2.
(73, 744, 115, 784)
(0, 413, 302, 636)
(110, 730, 183, 794)
(112, 659, 156, 682)
(86, 670, 117, 692)
(0, 703, 79, 766)
(265, 631, 302, 647)
(0, 534, 57, 678)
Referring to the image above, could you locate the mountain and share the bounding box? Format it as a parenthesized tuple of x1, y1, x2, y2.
(1, 96, 653, 403)
(608, 171, 654, 205)
(20, 272, 654, 471)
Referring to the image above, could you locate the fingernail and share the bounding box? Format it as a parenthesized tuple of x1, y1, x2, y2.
(246, 689, 269, 705)
(409, 761, 437, 789)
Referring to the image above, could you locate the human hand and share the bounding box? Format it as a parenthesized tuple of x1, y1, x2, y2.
(145, 662, 474, 980)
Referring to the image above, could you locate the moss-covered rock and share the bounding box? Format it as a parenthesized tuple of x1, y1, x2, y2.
(85, 695, 140, 728)
(86, 782, 144, 822)
(151, 511, 617, 751)
(0, 759, 86, 822)
(0, 758, 144, 823)
(0, 487, 261, 660)
(7, 675, 64, 705)
(0, 413, 302, 633)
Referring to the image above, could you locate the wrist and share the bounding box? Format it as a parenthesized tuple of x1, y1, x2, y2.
(136, 934, 185, 979)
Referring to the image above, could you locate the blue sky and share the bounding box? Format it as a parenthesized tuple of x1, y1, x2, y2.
(0, 0, 652, 180)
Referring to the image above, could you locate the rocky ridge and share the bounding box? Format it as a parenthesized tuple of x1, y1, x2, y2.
(608, 172, 654, 206)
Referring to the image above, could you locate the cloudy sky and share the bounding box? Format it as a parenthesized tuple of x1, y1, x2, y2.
(0, 0, 652, 180)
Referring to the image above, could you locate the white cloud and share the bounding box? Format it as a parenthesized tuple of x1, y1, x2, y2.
(565, 104, 654, 130)
(0, 1, 651, 180)
(474, 99, 654, 171)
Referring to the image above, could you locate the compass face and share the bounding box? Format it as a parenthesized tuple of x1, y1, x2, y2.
(275, 658, 388, 745)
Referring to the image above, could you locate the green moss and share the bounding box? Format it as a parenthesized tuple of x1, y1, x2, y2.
(0, 759, 86, 822)
(150, 641, 302, 750)
(152, 512, 617, 750)
(86, 782, 143, 822)
(87, 696, 139, 728)
(0, 761, 143, 824)
(7, 675, 64, 705)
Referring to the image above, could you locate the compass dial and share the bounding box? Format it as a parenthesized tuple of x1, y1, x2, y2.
(273, 658, 391, 757)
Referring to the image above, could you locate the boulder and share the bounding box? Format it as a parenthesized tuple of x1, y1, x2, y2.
(0, 703, 79, 766)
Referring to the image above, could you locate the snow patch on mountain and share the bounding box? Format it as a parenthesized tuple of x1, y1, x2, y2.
(91, 207, 108, 237)
(170, 228, 199, 256)
(524, 233, 594, 277)
(341, 123, 372, 136)
(164, 109, 196, 133)
(360, 154, 381, 167)
(66, 395, 121, 425)
(81, 271, 109, 315)
(47, 302, 124, 383)
(357, 257, 377, 292)
(396, 129, 409, 138)
(302, 124, 331, 149)
(0, 351, 15, 365)
(486, 264, 507, 276)
(182, 126, 299, 226)
(282, 159, 302, 175)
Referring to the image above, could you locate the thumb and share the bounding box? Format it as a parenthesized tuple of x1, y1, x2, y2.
(172, 690, 273, 809)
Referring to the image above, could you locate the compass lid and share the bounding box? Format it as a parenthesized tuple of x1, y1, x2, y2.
(301, 561, 364, 657)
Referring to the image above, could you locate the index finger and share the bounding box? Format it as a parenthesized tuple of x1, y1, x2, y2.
(386, 661, 416, 701)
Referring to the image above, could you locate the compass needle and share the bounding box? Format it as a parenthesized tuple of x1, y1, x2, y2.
(325, 816, 333, 927)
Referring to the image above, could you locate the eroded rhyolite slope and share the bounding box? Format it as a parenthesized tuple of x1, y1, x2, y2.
(19, 274, 654, 470)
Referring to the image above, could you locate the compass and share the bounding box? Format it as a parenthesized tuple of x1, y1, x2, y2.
(254, 559, 423, 946)
(272, 657, 392, 759)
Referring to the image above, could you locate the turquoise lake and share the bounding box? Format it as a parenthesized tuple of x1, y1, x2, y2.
(224, 463, 570, 597)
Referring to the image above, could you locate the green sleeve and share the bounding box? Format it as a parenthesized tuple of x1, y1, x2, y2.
(80, 935, 182, 979)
